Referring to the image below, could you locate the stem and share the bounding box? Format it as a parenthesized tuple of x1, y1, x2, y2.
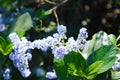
(39, 20, 42, 30)
(50, 0, 68, 11)
(116, 43, 120, 47)
(53, 10, 59, 26)
(48, 0, 68, 25)
(44, 0, 56, 5)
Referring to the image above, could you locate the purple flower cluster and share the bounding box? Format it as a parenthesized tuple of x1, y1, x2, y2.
(9, 33, 33, 78)
(9, 25, 88, 78)
(76, 28, 88, 50)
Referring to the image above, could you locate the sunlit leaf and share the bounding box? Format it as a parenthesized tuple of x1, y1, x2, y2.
(86, 45, 116, 74)
(8, 12, 33, 37)
(84, 61, 103, 79)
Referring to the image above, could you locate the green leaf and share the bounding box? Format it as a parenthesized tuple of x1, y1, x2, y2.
(8, 12, 33, 37)
(108, 34, 117, 45)
(83, 31, 111, 58)
(86, 45, 116, 74)
(44, 10, 52, 16)
(4, 43, 13, 55)
(0, 36, 6, 54)
(84, 61, 103, 79)
(35, 10, 45, 19)
(0, 36, 13, 55)
(0, 36, 6, 48)
(64, 51, 86, 76)
(54, 58, 68, 80)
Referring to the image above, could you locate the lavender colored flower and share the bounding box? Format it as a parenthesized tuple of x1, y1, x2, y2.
(46, 69, 57, 79)
(112, 54, 120, 71)
(9, 32, 20, 45)
(20, 68, 31, 78)
(57, 25, 67, 39)
(76, 28, 88, 51)
(53, 46, 68, 59)
(66, 37, 79, 52)
(9, 52, 32, 78)
(32, 40, 41, 49)
(57, 25, 67, 35)
(112, 64, 120, 71)
(79, 28, 88, 39)
(3, 68, 11, 80)
(116, 54, 120, 62)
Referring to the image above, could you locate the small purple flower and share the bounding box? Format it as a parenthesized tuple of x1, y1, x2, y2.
(57, 25, 67, 35)
(76, 28, 88, 51)
(20, 68, 31, 78)
(57, 25, 67, 39)
(9, 32, 21, 45)
(112, 64, 120, 71)
(3, 68, 11, 80)
(46, 69, 57, 79)
(116, 54, 120, 62)
(53, 46, 68, 59)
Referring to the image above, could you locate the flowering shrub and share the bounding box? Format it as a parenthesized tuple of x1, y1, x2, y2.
(0, 18, 118, 79)
(0, 0, 120, 80)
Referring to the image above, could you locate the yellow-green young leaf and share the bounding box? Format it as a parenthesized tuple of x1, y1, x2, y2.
(86, 45, 116, 74)
(0, 36, 6, 48)
(4, 43, 13, 55)
(0, 48, 4, 54)
(8, 12, 33, 37)
(84, 61, 103, 79)
(64, 51, 86, 76)
(44, 10, 52, 16)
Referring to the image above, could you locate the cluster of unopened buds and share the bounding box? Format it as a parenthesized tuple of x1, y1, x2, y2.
(9, 25, 88, 79)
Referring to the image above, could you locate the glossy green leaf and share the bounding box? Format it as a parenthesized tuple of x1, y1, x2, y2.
(54, 58, 68, 80)
(86, 45, 116, 74)
(8, 12, 33, 37)
(64, 51, 86, 76)
(84, 61, 103, 79)
(0, 36, 13, 55)
(83, 31, 111, 58)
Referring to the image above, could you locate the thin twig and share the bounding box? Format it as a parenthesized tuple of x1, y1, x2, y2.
(53, 10, 59, 25)
(50, 0, 68, 25)
(44, 0, 56, 5)
(50, 0, 68, 11)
